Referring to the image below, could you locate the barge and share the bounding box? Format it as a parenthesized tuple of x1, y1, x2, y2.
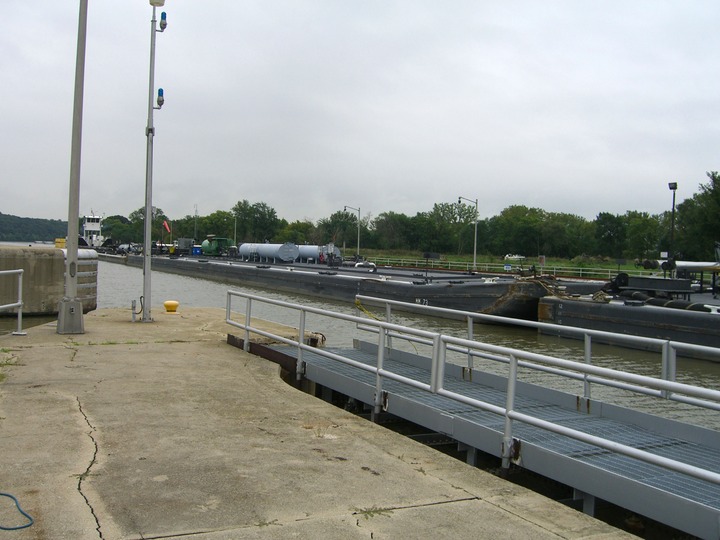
(538, 275, 720, 358)
(102, 254, 604, 321)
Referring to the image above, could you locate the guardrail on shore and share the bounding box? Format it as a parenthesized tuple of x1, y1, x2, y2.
(225, 290, 720, 486)
(0, 269, 26, 336)
(366, 256, 656, 280)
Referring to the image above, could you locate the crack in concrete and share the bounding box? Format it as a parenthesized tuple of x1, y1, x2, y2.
(76, 396, 103, 539)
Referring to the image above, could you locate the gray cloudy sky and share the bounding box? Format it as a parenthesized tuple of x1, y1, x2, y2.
(2, 1, 718, 224)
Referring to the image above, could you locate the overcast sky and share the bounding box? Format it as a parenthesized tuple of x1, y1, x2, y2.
(2, 1, 718, 225)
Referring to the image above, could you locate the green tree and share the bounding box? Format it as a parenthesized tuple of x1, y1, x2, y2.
(594, 212, 626, 258)
(540, 212, 593, 258)
(487, 206, 545, 256)
(675, 171, 720, 260)
(0, 213, 67, 242)
(316, 211, 356, 248)
(624, 211, 661, 260)
(231, 200, 281, 243)
(102, 215, 135, 243)
(201, 210, 234, 240)
(127, 207, 167, 243)
(371, 211, 413, 250)
(409, 203, 463, 254)
(250, 202, 281, 242)
(167, 214, 199, 241)
(455, 202, 480, 256)
(275, 220, 316, 244)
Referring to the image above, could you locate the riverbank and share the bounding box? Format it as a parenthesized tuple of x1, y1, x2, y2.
(0, 308, 631, 539)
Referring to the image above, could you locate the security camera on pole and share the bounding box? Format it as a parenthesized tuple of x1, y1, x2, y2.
(141, 0, 168, 322)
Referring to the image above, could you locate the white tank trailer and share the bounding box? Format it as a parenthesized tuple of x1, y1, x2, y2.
(297, 244, 341, 263)
(237, 242, 300, 263)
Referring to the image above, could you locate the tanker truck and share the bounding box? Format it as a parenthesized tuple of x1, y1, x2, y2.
(237, 242, 300, 263)
(297, 244, 342, 264)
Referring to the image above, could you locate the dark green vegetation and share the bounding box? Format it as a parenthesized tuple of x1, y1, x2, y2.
(0, 213, 67, 242)
(5, 172, 720, 262)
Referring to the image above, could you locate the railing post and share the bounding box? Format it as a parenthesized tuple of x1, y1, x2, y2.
(385, 303, 393, 352)
(430, 334, 445, 393)
(502, 354, 519, 472)
(372, 324, 386, 420)
(661, 341, 676, 399)
(243, 297, 252, 352)
(466, 315, 474, 369)
(13, 270, 26, 336)
(583, 333, 592, 401)
(297, 308, 306, 374)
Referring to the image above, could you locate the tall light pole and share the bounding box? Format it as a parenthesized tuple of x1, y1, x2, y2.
(458, 196, 478, 272)
(344, 205, 361, 259)
(142, 0, 167, 322)
(58, 0, 89, 334)
(668, 182, 677, 265)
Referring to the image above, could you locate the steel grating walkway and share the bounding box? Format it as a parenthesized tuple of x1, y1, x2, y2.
(272, 342, 720, 539)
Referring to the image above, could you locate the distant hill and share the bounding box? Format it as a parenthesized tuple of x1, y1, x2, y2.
(0, 213, 68, 242)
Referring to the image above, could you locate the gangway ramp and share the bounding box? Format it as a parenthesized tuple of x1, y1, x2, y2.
(225, 290, 720, 539)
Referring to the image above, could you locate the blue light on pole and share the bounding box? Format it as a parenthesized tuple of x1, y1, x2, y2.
(141, 0, 168, 322)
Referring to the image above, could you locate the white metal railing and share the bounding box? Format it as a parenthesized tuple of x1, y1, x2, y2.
(366, 256, 651, 280)
(0, 269, 26, 336)
(356, 294, 720, 409)
(226, 290, 720, 486)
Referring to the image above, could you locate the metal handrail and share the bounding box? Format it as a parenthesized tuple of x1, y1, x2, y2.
(366, 256, 651, 280)
(355, 294, 720, 408)
(0, 269, 26, 336)
(226, 290, 720, 486)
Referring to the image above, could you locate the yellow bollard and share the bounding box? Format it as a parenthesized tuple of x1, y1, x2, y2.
(163, 300, 180, 313)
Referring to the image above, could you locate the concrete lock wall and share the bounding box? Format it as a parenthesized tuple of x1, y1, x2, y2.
(0, 246, 97, 316)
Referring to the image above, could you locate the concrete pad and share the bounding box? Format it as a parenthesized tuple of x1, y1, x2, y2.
(0, 308, 633, 539)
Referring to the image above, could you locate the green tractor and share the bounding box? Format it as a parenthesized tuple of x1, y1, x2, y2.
(200, 235, 236, 256)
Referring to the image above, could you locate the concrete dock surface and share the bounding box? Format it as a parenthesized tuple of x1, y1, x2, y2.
(0, 308, 633, 539)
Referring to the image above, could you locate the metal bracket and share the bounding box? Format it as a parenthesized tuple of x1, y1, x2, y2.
(502, 437, 522, 464)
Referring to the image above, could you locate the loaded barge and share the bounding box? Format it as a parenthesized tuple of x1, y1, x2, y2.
(539, 273, 720, 357)
(100, 252, 603, 321)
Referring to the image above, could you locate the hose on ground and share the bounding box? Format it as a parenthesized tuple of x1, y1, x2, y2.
(0, 492, 34, 530)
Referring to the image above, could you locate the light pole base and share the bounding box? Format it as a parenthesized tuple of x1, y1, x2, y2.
(57, 298, 84, 334)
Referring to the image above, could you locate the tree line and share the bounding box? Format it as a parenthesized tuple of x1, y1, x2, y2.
(6, 172, 718, 262)
(0, 213, 67, 242)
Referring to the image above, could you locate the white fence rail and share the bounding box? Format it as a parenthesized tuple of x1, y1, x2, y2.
(0, 269, 26, 336)
(355, 294, 720, 410)
(366, 256, 651, 280)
